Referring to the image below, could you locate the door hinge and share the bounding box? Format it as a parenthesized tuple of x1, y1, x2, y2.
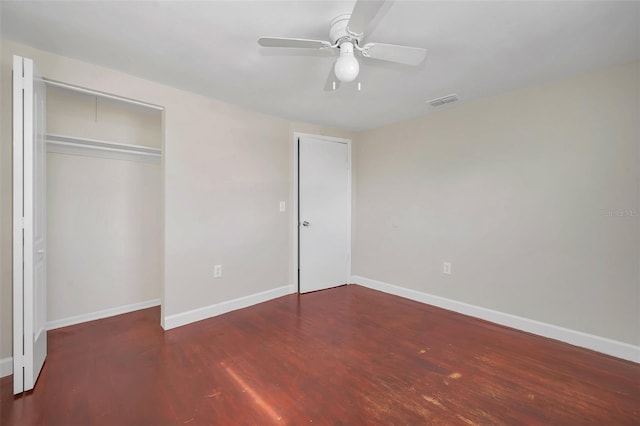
(20, 217, 25, 228)
(16, 76, 27, 91)
(14, 354, 23, 370)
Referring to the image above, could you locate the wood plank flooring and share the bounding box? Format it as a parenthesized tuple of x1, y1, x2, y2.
(1, 285, 638, 425)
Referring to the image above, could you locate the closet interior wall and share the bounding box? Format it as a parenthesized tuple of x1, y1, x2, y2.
(46, 86, 162, 326)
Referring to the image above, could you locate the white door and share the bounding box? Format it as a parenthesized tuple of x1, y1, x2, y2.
(13, 55, 47, 394)
(298, 135, 350, 293)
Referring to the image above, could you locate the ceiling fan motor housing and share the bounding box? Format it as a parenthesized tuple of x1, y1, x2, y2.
(330, 14, 362, 46)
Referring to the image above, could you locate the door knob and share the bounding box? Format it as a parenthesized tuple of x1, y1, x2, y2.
(302, 221, 310, 227)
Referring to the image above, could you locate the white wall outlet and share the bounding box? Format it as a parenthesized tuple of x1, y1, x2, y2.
(279, 201, 286, 212)
(443, 262, 452, 275)
(214, 264, 222, 278)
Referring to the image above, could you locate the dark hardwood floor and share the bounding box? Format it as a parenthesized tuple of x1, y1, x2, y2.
(1, 285, 638, 425)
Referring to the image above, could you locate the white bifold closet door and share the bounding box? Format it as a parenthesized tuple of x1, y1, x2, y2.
(298, 135, 351, 293)
(13, 55, 48, 394)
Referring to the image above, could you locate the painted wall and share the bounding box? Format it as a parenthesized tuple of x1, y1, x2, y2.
(47, 85, 162, 148)
(289, 122, 354, 142)
(353, 61, 640, 346)
(46, 87, 162, 323)
(0, 40, 350, 362)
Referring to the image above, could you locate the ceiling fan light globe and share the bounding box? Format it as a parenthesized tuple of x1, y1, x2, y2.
(334, 55, 360, 83)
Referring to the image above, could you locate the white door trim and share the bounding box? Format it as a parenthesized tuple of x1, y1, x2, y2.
(12, 55, 25, 394)
(291, 132, 352, 294)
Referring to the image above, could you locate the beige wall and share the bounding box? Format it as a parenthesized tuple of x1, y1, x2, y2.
(289, 121, 354, 141)
(162, 97, 290, 318)
(353, 61, 640, 345)
(0, 46, 10, 363)
(0, 40, 350, 361)
(47, 85, 162, 148)
(47, 154, 161, 322)
(46, 87, 162, 323)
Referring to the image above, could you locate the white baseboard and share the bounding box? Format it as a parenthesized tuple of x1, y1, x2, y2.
(163, 286, 290, 330)
(352, 275, 640, 363)
(46, 298, 161, 331)
(0, 357, 12, 378)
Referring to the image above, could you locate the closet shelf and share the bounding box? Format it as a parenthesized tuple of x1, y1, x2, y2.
(46, 133, 161, 164)
(44, 78, 164, 111)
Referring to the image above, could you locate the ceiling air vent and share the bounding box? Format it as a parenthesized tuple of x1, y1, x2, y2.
(427, 94, 458, 107)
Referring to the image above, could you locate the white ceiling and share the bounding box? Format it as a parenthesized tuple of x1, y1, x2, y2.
(2, 1, 639, 131)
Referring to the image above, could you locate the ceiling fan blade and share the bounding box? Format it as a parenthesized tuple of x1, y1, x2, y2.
(347, 0, 386, 35)
(258, 37, 332, 49)
(363, 43, 427, 66)
(323, 63, 341, 91)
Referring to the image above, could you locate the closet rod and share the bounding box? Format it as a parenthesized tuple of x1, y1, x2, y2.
(43, 78, 164, 111)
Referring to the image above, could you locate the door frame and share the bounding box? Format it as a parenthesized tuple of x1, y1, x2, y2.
(291, 132, 352, 294)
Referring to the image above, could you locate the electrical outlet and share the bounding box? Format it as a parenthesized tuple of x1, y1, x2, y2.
(214, 264, 222, 278)
(279, 201, 286, 212)
(443, 262, 452, 275)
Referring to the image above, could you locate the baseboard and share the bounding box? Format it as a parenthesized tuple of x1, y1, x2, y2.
(46, 298, 161, 331)
(163, 286, 290, 330)
(0, 357, 12, 378)
(352, 275, 640, 363)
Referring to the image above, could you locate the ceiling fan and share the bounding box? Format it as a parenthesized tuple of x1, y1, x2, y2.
(257, 0, 427, 90)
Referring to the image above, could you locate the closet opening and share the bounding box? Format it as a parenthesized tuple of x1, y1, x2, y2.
(44, 80, 164, 330)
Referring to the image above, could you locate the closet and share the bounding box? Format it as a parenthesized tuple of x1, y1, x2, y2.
(45, 82, 162, 328)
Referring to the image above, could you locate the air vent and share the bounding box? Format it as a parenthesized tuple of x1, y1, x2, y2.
(426, 94, 458, 107)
